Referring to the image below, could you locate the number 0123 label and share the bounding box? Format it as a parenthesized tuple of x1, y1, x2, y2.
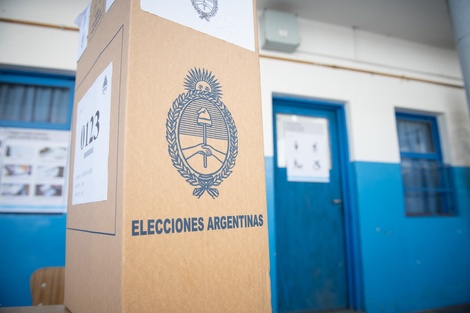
(72, 63, 112, 205)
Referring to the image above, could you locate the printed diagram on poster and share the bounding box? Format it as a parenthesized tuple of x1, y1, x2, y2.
(72, 63, 112, 205)
(277, 114, 331, 183)
(140, 0, 255, 51)
(0, 128, 70, 213)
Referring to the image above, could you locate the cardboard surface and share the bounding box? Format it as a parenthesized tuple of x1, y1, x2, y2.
(65, 1, 271, 312)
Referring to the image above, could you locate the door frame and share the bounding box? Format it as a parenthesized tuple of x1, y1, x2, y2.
(268, 93, 363, 312)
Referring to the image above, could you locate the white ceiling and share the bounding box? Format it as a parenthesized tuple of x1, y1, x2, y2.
(256, 0, 456, 50)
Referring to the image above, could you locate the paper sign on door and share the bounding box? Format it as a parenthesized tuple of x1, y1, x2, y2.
(285, 118, 330, 183)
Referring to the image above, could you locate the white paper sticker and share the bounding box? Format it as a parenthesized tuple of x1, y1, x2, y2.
(75, 3, 91, 60)
(140, 0, 255, 51)
(106, 0, 116, 12)
(286, 130, 330, 183)
(72, 63, 112, 205)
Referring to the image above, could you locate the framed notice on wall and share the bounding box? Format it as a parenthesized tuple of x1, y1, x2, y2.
(0, 127, 70, 213)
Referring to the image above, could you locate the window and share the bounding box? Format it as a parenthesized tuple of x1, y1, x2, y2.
(396, 113, 454, 216)
(0, 71, 74, 130)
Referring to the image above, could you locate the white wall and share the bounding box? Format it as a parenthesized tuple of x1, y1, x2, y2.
(260, 16, 470, 167)
(0, 0, 88, 71)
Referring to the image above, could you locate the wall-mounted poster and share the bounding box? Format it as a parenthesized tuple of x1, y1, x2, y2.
(0, 128, 70, 213)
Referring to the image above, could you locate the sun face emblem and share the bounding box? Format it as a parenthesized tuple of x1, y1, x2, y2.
(166, 68, 238, 199)
(191, 0, 218, 21)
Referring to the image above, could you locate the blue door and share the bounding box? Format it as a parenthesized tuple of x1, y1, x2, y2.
(273, 97, 349, 312)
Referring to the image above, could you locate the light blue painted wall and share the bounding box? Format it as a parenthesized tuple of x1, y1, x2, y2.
(352, 162, 470, 313)
(0, 214, 66, 307)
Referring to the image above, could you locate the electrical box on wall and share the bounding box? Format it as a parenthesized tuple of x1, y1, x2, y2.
(260, 9, 300, 53)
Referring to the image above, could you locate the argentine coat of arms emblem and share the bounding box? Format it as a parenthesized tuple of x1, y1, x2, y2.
(191, 0, 218, 21)
(166, 68, 238, 199)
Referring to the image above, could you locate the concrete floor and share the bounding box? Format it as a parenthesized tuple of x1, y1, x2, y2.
(413, 303, 470, 313)
(316, 304, 470, 313)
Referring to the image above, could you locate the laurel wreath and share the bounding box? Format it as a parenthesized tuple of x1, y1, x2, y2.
(191, 0, 218, 21)
(166, 90, 238, 199)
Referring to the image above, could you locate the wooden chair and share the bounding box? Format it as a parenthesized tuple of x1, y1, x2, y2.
(30, 267, 65, 305)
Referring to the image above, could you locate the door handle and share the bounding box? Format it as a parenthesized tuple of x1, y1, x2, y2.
(332, 199, 343, 205)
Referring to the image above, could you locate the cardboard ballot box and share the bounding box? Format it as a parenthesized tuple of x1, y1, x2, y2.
(65, 0, 271, 312)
